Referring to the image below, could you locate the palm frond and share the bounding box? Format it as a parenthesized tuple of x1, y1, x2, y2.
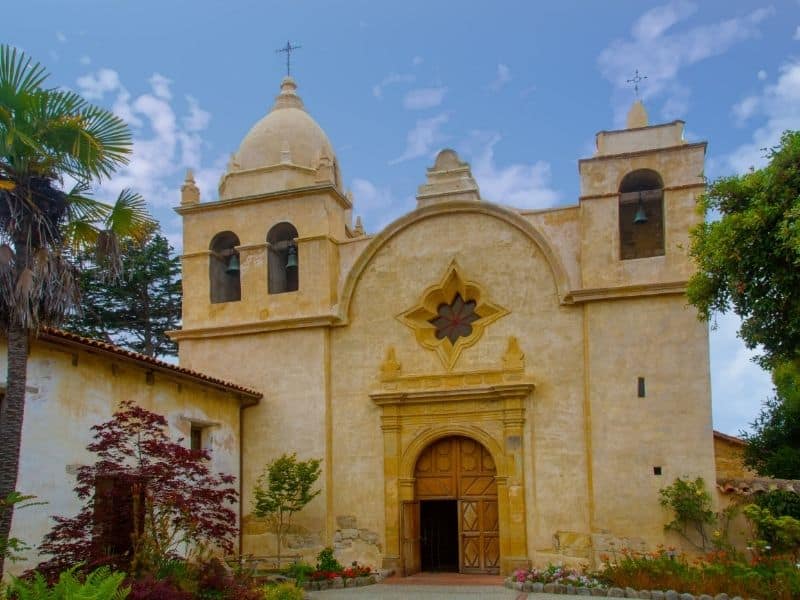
(0, 45, 49, 97)
(105, 188, 156, 241)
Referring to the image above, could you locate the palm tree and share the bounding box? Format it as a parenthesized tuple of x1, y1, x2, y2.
(0, 45, 154, 577)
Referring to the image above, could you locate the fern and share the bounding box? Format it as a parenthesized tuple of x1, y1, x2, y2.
(10, 566, 130, 600)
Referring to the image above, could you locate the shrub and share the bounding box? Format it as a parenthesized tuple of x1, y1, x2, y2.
(755, 490, 800, 521)
(10, 566, 130, 600)
(263, 583, 304, 600)
(128, 576, 193, 600)
(659, 477, 715, 550)
(743, 504, 800, 559)
(596, 547, 800, 600)
(282, 561, 314, 583)
(314, 547, 342, 573)
(514, 564, 602, 588)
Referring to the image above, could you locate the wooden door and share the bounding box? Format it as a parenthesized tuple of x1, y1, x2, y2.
(401, 501, 421, 576)
(414, 437, 499, 574)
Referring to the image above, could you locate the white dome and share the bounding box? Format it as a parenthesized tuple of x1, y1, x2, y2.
(235, 77, 336, 171)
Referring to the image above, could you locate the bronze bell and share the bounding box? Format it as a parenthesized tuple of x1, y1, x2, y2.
(286, 244, 298, 269)
(225, 253, 240, 274)
(633, 193, 648, 225)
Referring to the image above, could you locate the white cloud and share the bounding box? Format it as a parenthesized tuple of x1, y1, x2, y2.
(488, 64, 512, 92)
(757, 69, 767, 80)
(723, 59, 800, 173)
(74, 68, 220, 230)
(149, 73, 172, 100)
(56, 31, 67, 43)
(598, 1, 774, 125)
(464, 132, 560, 209)
(183, 95, 211, 131)
(403, 87, 447, 110)
(731, 95, 759, 125)
(76, 68, 121, 100)
(710, 312, 772, 435)
(372, 73, 415, 98)
(389, 113, 449, 164)
(349, 178, 414, 230)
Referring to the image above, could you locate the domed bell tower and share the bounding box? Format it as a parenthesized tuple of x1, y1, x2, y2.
(174, 76, 352, 359)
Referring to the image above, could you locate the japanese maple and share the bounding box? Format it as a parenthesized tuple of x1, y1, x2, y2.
(36, 400, 237, 575)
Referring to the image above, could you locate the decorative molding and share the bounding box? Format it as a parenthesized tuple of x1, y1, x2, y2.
(370, 382, 534, 406)
(397, 260, 509, 370)
(337, 200, 574, 319)
(502, 337, 525, 371)
(568, 280, 687, 303)
(168, 314, 341, 340)
(578, 141, 707, 165)
(380, 347, 402, 381)
(174, 182, 351, 215)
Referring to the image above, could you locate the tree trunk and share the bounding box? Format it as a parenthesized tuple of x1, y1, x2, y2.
(0, 322, 30, 578)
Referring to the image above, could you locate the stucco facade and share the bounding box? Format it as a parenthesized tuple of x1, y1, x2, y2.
(171, 78, 717, 574)
(3, 329, 260, 577)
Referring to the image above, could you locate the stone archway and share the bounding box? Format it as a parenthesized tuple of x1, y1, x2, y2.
(372, 382, 533, 576)
(410, 436, 500, 574)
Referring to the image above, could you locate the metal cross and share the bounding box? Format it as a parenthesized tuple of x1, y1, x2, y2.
(626, 69, 647, 98)
(276, 41, 301, 77)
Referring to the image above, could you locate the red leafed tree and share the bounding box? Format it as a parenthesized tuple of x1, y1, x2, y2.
(36, 400, 238, 575)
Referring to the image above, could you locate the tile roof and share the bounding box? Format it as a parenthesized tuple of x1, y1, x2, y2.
(37, 327, 262, 402)
(717, 477, 800, 496)
(713, 430, 746, 446)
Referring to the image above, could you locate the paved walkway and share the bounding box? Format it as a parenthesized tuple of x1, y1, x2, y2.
(307, 573, 589, 599)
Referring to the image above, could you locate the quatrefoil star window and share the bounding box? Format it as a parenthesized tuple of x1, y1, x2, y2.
(398, 261, 508, 370)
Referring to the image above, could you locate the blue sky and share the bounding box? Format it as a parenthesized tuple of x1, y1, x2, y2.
(7, 0, 800, 435)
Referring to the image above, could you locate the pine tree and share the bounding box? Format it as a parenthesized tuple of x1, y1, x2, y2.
(66, 232, 181, 358)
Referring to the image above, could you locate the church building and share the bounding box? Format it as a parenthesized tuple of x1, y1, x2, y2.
(170, 75, 715, 575)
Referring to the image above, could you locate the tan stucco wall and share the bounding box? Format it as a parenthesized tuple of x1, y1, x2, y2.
(2, 341, 242, 577)
(714, 435, 755, 480)
(172, 106, 716, 572)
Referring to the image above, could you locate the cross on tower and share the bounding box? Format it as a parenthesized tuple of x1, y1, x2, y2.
(626, 69, 647, 98)
(276, 41, 302, 77)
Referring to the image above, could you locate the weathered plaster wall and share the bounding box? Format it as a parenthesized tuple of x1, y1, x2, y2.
(714, 435, 754, 480)
(1, 341, 241, 577)
(331, 209, 589, 567)
(586, 296, 715, 554)
(179, 328, 329, 561)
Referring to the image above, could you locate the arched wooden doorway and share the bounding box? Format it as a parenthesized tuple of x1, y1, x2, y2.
(402, 436, 499, 575)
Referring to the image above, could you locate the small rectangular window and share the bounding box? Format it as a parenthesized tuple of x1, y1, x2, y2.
(637, 377, 646, 398)
(653, 466, 662, 476)
(190, 426, 203, 452)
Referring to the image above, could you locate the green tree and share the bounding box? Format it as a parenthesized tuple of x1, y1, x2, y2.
(253, 454, 321, 567)
(742, 361, 800, 479)
(687, 130, 800, 369)
(65, 230, 181, 358)
(0, 45, 153, 578)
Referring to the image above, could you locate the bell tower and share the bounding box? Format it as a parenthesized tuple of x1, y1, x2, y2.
(174, 76, 353, 355)
(577, 101, 707, 289)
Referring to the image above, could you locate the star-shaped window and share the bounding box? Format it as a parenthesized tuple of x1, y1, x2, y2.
(429, 294, 479, 344)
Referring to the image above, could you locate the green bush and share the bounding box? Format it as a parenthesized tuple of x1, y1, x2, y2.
(756, 490, 800, 521)
(11, 566, 130, 600)
(314, 547, 342, 573)
(659, 477, 715, 550)
(282, 561, 314, 583)
(263, 582, 303, 600)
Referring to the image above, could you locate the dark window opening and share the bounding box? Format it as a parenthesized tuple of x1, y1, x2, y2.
(209, 231, 241, 303)
(92, 475, 145, 567)
(420, 500, 459, 572)
(619, 169, 665, 260)
(267, 222, 299, 294)
(190, 426, 203, 452)
(653, 466, 662, 476)
(637, 377, 646, 398)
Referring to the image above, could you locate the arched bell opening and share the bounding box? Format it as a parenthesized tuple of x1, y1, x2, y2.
(618, 168, 665, 260)
(209, 231, 241, 303)
(267, 222, 299, 294)
(403, 436, 500, 575)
